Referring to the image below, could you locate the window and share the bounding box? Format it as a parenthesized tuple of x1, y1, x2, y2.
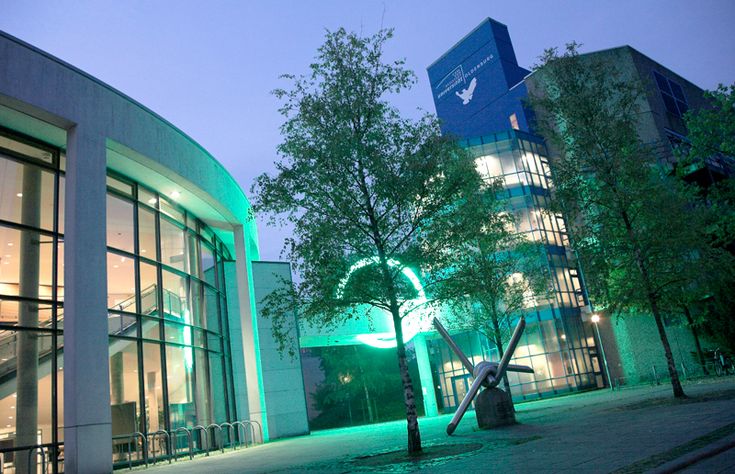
(653, 71, 688, 118)
(509, 113, 520, 130)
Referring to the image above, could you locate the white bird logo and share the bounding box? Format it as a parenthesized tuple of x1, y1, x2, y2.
(455, 77, 477, 105)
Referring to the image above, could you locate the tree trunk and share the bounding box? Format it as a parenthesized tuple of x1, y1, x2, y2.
(379, 257, 421, 453)
(621, 210, 685, 398)
(490, 316, 514, 409)
(683, 305, 708, 375)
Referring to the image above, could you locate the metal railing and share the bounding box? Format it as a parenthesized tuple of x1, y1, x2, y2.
(110, 420, 263, 470)
(0, 442, 61, 474)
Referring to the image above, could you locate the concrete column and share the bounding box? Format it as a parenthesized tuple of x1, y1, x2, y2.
(233, 225, 269, 441)
(63, 126, 112, 473)
(16, 164, 41, 474)
(413, 333, 438, 417)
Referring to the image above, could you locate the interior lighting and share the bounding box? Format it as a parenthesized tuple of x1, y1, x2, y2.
(7, 243, 12, 247)
(148, 197, 157, 205)
(16, 193, 22, 198)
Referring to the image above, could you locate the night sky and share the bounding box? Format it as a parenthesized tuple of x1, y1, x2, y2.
(3, 0, 734, 261)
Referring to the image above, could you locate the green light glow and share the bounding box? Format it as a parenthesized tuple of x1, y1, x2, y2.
(337, 257, 433, 348)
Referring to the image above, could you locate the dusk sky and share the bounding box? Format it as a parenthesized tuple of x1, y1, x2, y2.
(3, 1, 734, 261)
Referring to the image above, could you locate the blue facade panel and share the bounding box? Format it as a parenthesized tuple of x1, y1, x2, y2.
(427, 18, 532, 139)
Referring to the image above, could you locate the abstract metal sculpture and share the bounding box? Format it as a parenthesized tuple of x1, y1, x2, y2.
(433, 316, 534, 435)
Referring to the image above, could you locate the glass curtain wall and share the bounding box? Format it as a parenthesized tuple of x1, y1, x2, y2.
(105, 174, 237, 462)
(0, 128, 64, 473)
(432, 130, 602, 410)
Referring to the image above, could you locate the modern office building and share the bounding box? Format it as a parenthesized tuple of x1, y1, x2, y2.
(425, 17, 714, 408)
(0, 30, 308, 473)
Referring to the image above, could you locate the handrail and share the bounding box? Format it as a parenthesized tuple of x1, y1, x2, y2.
(192, 425, 209, 456)
(220, 422, 236, 450)
(111, 432, 147, 470)
(172, 427, 194, 461)
(206, 423, 224, 454)
(27, 445, 46, 474)
(149, 430, 171, 465)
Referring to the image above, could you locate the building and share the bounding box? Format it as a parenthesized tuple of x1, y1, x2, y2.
(0, 30, 308, 473)
(425, 17, 713, 406)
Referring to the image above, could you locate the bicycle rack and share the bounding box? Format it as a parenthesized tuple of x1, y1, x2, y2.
(232, 421, 251, 448)
(172, 427, 194, 461)
(220, 422, 236, 450)
(111, 432, 147, 470)
(192, 425, 209, 456)
(27, 445, 47, 474)
(245, 419, 263, 445)
(149, 430, 172, 464)
(206, 424, 224, 454)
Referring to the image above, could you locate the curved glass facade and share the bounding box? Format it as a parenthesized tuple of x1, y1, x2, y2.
(105, 174, 237, 459)
(0, 127, 238, 469)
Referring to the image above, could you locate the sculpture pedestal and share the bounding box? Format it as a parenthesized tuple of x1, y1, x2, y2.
(474, 387, 516, 429)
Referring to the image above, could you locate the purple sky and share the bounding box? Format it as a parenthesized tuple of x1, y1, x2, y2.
(3, 1, 734, 261)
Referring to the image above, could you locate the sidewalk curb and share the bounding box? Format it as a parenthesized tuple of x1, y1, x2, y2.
(653, 435, 735, 473)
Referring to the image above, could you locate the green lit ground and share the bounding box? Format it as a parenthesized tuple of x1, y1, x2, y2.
(141, 377, 735, 473)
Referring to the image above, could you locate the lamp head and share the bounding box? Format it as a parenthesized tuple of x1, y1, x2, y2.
(591, 314, 600, 323)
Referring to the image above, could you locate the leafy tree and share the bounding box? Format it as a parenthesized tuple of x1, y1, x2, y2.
(528, 43, 730, 398)
(432, 177, 549, 400)
(252, 28, 485, 453)
(678, 83, 735, 353)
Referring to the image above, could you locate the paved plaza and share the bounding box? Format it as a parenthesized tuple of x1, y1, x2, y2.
(141, 377, 735, 473)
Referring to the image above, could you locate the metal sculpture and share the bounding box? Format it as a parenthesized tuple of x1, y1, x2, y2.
(433, 316, 534, 435)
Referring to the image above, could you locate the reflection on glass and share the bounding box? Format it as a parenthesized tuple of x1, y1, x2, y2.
(0, 156, 56, 231)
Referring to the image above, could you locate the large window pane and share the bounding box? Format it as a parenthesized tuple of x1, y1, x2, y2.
(107, 252, 136, 312)
(109, 337, 141, 440)
(139, 261, 158, 317)
(107, 193, 134, 253)
(0, 157, 56, 231)
(166, 345, 195, 428)
(138, 207, 157, 259)
(143, 343, 165, 433)
(160, 218, 187, 272)
(201, 243, 216, 287)
(0, 226, 54, 301)
(162, 269, 188, 320)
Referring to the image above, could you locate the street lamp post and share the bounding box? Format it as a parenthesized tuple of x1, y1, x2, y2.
(591, 314, 613, 390)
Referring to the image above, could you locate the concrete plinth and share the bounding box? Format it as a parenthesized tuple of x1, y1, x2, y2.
(474, 387, 516, 429)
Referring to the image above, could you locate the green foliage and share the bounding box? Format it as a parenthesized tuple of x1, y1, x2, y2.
(253, 28, 484, 343)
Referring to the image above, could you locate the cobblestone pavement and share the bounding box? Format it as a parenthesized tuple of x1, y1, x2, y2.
(140, 377, 735, 473)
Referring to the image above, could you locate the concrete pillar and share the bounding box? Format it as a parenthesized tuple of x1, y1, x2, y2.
(16, 164, 41, 474)
(233, 225, 269, 441)
(63, 126, 112, 473)
(413, 333, 438, 417)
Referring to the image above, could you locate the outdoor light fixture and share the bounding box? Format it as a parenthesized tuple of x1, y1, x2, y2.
(591, 313, 600, 323)
(170, 190, 181, 199)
